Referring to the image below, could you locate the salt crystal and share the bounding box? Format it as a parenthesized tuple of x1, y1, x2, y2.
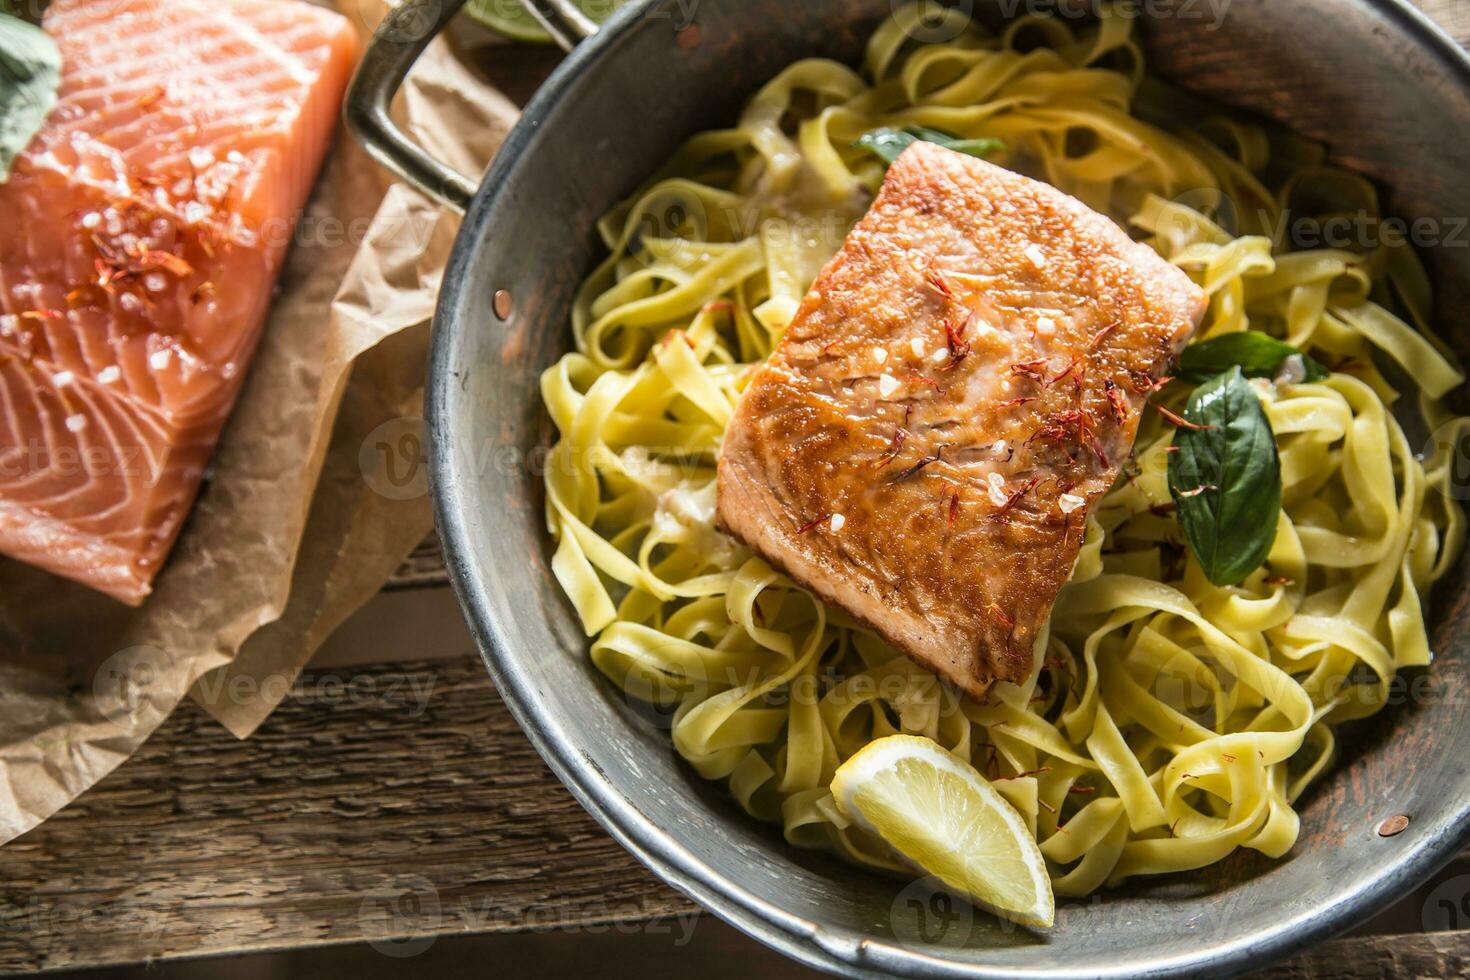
(829, 513, 846, 532)
(120, 293, 143, 313)
(81, 212, 102, 230)
(878, 373, 899, 399)
(97, 366, 120, 384)
(1059, 492, 1086, 514)
(1025, 244, 1048, 268)
(149, 349, 171, 370)
(144, 273, 168, 293)
(987, 471, 1006, 490)
(909, 337, 926, 358)
(188, 148, 215, 170)
(993, 439, 1008, 455)
(931, 347, 949, 364)
(51, 370, 74, 387)
(1036, 316, 1056, 337)
(872, 347, 888, 365)
(988, 483, 1009, 507)
(65, 414, 87, 433)
(220, 361, 238, 380)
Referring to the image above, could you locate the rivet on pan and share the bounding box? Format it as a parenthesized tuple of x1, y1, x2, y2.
(493, 289, 513, 320)
(676, 24, 702, 49)
(1376, 814, 1410, 837)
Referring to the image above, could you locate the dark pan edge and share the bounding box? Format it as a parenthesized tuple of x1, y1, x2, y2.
(427, 1, 1470, 976)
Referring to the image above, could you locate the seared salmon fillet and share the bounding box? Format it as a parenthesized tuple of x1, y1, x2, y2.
(0, 0, 358, 603)
(717, 143, 1205, 698)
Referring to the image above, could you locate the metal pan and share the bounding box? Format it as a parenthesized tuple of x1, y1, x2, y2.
(345, 1, 1470, 975)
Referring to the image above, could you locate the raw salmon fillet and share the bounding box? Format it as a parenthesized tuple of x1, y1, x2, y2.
(0, 0, 358, 603)
(717, 143, 1206, 698)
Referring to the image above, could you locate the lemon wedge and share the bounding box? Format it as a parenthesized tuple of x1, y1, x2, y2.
(830, 734, 1055, 928)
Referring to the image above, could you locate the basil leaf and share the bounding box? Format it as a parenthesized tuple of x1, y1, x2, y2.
(1168, 366, 1282, 586)
(0, 11, 60, 183)
(1177, 331, 1328, 384)
(854, 125, 1004, 166)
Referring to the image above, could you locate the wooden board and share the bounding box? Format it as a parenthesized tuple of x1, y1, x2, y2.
(22, 919, 1470, 980)
(3, 652, 1469, 974)
(0, 657, 695, 973)
(4, 1, 1470, 975)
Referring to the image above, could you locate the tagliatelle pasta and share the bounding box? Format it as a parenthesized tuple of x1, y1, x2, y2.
(538, 3, 1469, 896)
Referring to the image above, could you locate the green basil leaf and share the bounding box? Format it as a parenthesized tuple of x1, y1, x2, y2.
(854, 125, 1004, 166)
(0, 11, 60, 184)
(1177, 330, 1328, 384)
(1168, 366, 1282, 586)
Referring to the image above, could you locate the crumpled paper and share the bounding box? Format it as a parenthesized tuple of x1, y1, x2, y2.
(0, 0, 520, 842)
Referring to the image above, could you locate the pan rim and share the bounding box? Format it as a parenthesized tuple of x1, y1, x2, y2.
(427, 1, 1470, 976)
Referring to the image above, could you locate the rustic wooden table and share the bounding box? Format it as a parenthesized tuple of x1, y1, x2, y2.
(4, 3, 1470, 977)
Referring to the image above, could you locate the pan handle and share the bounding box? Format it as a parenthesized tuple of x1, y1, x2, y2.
(344, 0, 598, 213)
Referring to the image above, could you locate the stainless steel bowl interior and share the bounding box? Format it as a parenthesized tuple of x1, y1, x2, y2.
(422, 1, 1470, 976)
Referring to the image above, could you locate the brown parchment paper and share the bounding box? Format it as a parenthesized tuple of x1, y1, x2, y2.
(0, 0, 520, 842)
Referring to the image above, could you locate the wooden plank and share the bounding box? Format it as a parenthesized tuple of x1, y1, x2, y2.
(31, 917, 807, 980)
(384, 530, 450, 591)
(26, 919, 1470, 980)
(0, 656, 696, 974)
(4, 652, 1469, 974)
(1260, 929, 1470, 979)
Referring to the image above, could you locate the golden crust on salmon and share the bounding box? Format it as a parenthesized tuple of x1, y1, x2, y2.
(716, 142, 1206, 699)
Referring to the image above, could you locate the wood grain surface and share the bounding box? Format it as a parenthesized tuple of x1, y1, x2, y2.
(4, 654, 1468, 975)
(4, 1, 1470, 977)
(0, 657, 696, 973)
(385, 531, 452, 590)
(1261, 929, 1470, 980)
